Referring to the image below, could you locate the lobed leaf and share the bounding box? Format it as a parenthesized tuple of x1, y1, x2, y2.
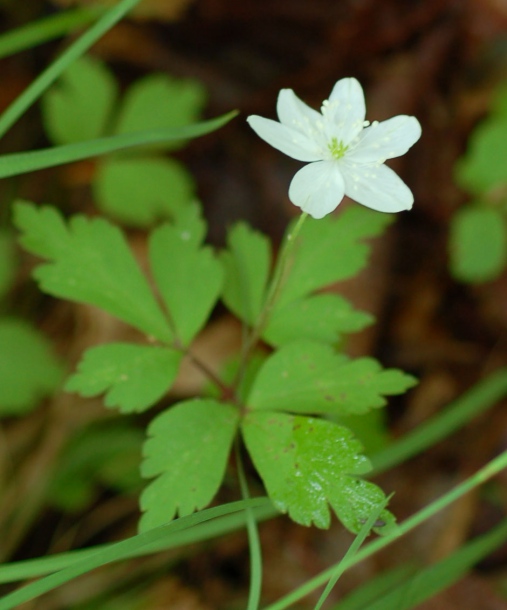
(275, 206, 392, 308)
(65, 343, 182, 413)
(220, 223, 272, 324)
(0, 318, 63, 415)
(114, 73, 206, 151)
(248, 340, 417, 415)
(94, 156, 194, 227)
(149, 214, 223, 346)
(14, 202, 173, 342)
(42, 55, 118, 145)
(449, 204, 507, 283)
(140, 399, 239, 531)
(242, 411, 394, 533)
(263, 293, 373, 347)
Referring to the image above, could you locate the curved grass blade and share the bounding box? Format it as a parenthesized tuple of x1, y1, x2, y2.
(0, 112, 237, 179)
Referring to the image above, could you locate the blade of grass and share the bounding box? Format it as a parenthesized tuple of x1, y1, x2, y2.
(370, 368, 507, 475)
(0, 0, 141, 140)
(313, 496, 390, 610)
(335, 517, 507, 610)
(263, 447, 507, 610)
(0, 498, 274, 610)
(0, 501, 278, 585)
(0, 111, 237, 178)
(0, 8, 105, 60)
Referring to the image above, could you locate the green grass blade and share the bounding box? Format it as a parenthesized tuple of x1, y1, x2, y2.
(0, 111, 237, 179)
(370, 368, 507, 474)
(0, 501, 277, 585)
(0, 8, 104, 60)
(0, 0, 141, 140)
(263, 448, 507, 610)
(0, 498, 274, 609)
(335, 518, 507, 610)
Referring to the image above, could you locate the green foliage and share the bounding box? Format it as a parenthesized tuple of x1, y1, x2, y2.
(220, 222, 272, 324)
(242, 412, 395, 533)
(450, 80, 507, 283)
(41, 55, 207, 226)
(14, 201, 174, 342)
(140, 399, 239, 531)
(247, 340, 416, 415)
(0, 231, 16, 300)
(49, 422, 144, 512)
(0, 318, 63, 415)
(449, 204, 507, 282)
(65, 343, 182, 413)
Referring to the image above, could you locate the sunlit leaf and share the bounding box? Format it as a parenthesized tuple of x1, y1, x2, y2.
(264, 293, 373, 346)
(42, 55, 117, 145)
(140, 399, 239, 531)
(248, 340, 416, 415)
(242, 411, 395, 533)
(94, 156, 194, 227)
(14, 202, 173, 342)
(0, 318, 63, 415)
(65, 343, 182, 412)
(449, 205, 507, 283)
(149, 213, 223, 346)
(220, 223, 271, 324)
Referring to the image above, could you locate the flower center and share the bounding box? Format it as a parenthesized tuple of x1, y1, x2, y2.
(328, 137, 348, 159)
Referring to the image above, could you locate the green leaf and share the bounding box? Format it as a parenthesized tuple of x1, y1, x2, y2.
(114, 74, 206, 151)
(263, 294, 373, 347)
(65, 343, 182, 413)
(149, 217, 223, 346)
(456, 117, 507, 195)
(276, 206, 392, 308)
(14, 202, 173, 342)
(248, 340, 417, 415)
(49, 422, 143, 512)
(220, 223, 271, 324)
(140, 398, 239, 531)
(42, 54, 117, 145)
(449, 205, 507, 283)
(242, 411, 395, 533)
(0, 318, 63, 415)
(0, 231, 16, 300)
(94, 156, 194, 227)
(0, 111, 237, 179)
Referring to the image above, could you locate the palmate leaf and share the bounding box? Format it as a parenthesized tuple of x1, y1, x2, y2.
(13, 202, 173, 342)
(275, 206, 392, 309)
(242, 411, 395, 533)
(149, 207, 223, 346)
(0, 318, 63, 415)
(140, 399, 239, 531)
(263, 293, 373, 347)
(42, 55, 118, 145)
(220, 223, 271, 324)
(94, 156, 194, 227)
(65, 343, 182, 413)
(248, 340, 416, 415)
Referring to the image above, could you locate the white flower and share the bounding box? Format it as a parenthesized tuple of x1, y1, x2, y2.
(247, 77, 422, 219)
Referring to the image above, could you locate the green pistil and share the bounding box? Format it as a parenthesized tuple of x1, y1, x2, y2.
(328, 137, 348, 159)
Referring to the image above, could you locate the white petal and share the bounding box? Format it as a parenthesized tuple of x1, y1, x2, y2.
(323, 77, 366, 144)
(288, 161, 345, 219)
(276, 89, 322, 140)
(341, 162, 414, 212)
(247, 115, 322, 162)
(348, 115, 422, 163)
